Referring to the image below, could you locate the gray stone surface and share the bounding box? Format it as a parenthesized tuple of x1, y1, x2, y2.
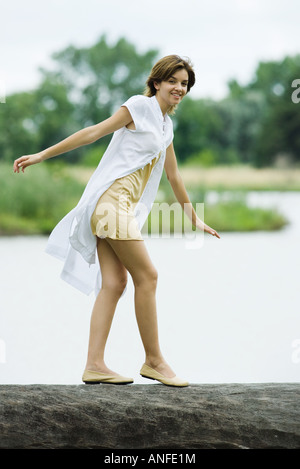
(0, 383, 299, 449)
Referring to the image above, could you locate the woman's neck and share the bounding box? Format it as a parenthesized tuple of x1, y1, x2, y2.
(154, 94, 170, 117)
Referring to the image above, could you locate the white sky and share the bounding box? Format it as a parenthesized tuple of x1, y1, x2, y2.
(1, 0, 300, 100)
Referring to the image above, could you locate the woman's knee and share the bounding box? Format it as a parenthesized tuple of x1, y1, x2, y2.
(134, 266, 158, 289)
(102, 272, 128, 297)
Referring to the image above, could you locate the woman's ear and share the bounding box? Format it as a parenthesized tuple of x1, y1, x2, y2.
(153, 81, 160, 91)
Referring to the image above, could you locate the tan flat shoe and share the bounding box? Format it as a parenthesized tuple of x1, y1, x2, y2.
(140, 363, 189, 387)
(82, 369, 134, 385)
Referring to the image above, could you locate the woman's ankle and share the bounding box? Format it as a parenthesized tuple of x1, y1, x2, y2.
(85, 358, 106, 372)
(144, 355, 175, 375)
(144, 354, 164, 368)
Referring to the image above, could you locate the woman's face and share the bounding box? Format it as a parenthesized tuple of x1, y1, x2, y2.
(154, 68, 189, 111)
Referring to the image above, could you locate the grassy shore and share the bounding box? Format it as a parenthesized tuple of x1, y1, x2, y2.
(0, 163, 84, 235)
(66, 163, 300, 191)
(0, 162, 293, 236)
(179, 164, 300, 191)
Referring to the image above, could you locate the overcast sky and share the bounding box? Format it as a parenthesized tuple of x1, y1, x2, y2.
(1, 0, 300, 100)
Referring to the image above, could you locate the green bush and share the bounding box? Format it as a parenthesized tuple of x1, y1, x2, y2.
(184, 149, 218, 167)
(0, 163, 85, 234)
(203, 199, 288, 231)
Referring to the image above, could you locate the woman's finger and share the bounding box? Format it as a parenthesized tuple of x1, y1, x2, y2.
(14, 156, 29, 173)
(13, 159, 21, 172)
(203, 224, 220, 239)
(212, 230, 220, 239)
(13, 157, 23, 172)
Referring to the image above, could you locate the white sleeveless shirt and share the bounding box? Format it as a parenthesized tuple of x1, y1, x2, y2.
(45, 95, 174, 296)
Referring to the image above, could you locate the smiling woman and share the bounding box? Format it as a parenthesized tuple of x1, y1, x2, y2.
(144, 55, 196, 114)
(13, 54, 219, 389)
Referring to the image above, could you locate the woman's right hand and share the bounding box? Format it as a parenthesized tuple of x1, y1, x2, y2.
(13, 152, 43, 173)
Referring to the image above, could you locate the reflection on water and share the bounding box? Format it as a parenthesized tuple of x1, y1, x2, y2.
(0, 192, 299, 385)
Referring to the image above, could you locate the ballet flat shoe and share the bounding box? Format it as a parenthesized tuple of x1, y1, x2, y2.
(82, 369, 134, 385)
(140, 363, 189, 387)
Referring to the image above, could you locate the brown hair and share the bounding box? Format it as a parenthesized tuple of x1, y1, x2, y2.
(144, 55, 196, 114)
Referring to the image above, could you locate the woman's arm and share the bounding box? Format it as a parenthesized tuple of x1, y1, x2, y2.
(164, 143, 220, 238)
(13, 107, 133, 173)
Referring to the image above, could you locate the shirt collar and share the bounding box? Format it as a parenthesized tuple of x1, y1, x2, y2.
(151, 95, 167, 121)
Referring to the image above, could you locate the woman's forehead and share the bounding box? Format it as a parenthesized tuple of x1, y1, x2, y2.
(168, 69, 189, 80)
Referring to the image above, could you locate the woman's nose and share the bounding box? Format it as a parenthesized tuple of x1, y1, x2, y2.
(174, 84, 183, 93)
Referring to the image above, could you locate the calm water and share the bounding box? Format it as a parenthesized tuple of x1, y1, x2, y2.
(0, 191, 299, 385)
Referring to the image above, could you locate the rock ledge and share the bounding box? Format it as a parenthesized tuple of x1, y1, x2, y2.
(0, 383, 299, 449)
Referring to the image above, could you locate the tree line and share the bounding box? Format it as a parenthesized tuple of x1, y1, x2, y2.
(1, 35, 300, 167)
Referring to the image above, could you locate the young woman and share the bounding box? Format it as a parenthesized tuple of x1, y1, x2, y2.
(13, 55, 220, 387)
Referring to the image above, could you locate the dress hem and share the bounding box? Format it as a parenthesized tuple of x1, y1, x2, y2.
(95, 234, 144, 241)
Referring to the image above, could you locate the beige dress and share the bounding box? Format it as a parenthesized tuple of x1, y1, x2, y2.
(91, 154, 160, 240)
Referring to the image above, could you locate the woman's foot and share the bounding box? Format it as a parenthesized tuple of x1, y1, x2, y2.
(140, 363, 189, 387)
(84, 361, 120, 377)
(144, 359, 176, 378)
(82, 369, 134, 385)
(83, 361, 133, 385)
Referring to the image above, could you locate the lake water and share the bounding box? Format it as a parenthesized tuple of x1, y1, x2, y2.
(0, 191, 299, 385)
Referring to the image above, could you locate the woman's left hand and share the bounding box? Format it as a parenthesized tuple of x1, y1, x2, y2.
(196, 219, 221, 239)
(204, 225, 221, 239)
(13, 152, 43, 173)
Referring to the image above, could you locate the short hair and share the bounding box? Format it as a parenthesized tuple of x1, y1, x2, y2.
(144, 55, 196, 114)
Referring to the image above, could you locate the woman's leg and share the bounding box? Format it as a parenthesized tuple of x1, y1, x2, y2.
(105, 238, 176, 378)
(84, 237, 128, 375)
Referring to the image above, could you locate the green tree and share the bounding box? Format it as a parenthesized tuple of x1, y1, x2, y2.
(0, 91, 39, 162)
(231, 55, 300, 166)
(0, 78, 75, 163)
(46, 35, 158, 127)
(0, 35, 158, 164)
(218, 89, 266, 165)
(173, 97, 225, 164)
